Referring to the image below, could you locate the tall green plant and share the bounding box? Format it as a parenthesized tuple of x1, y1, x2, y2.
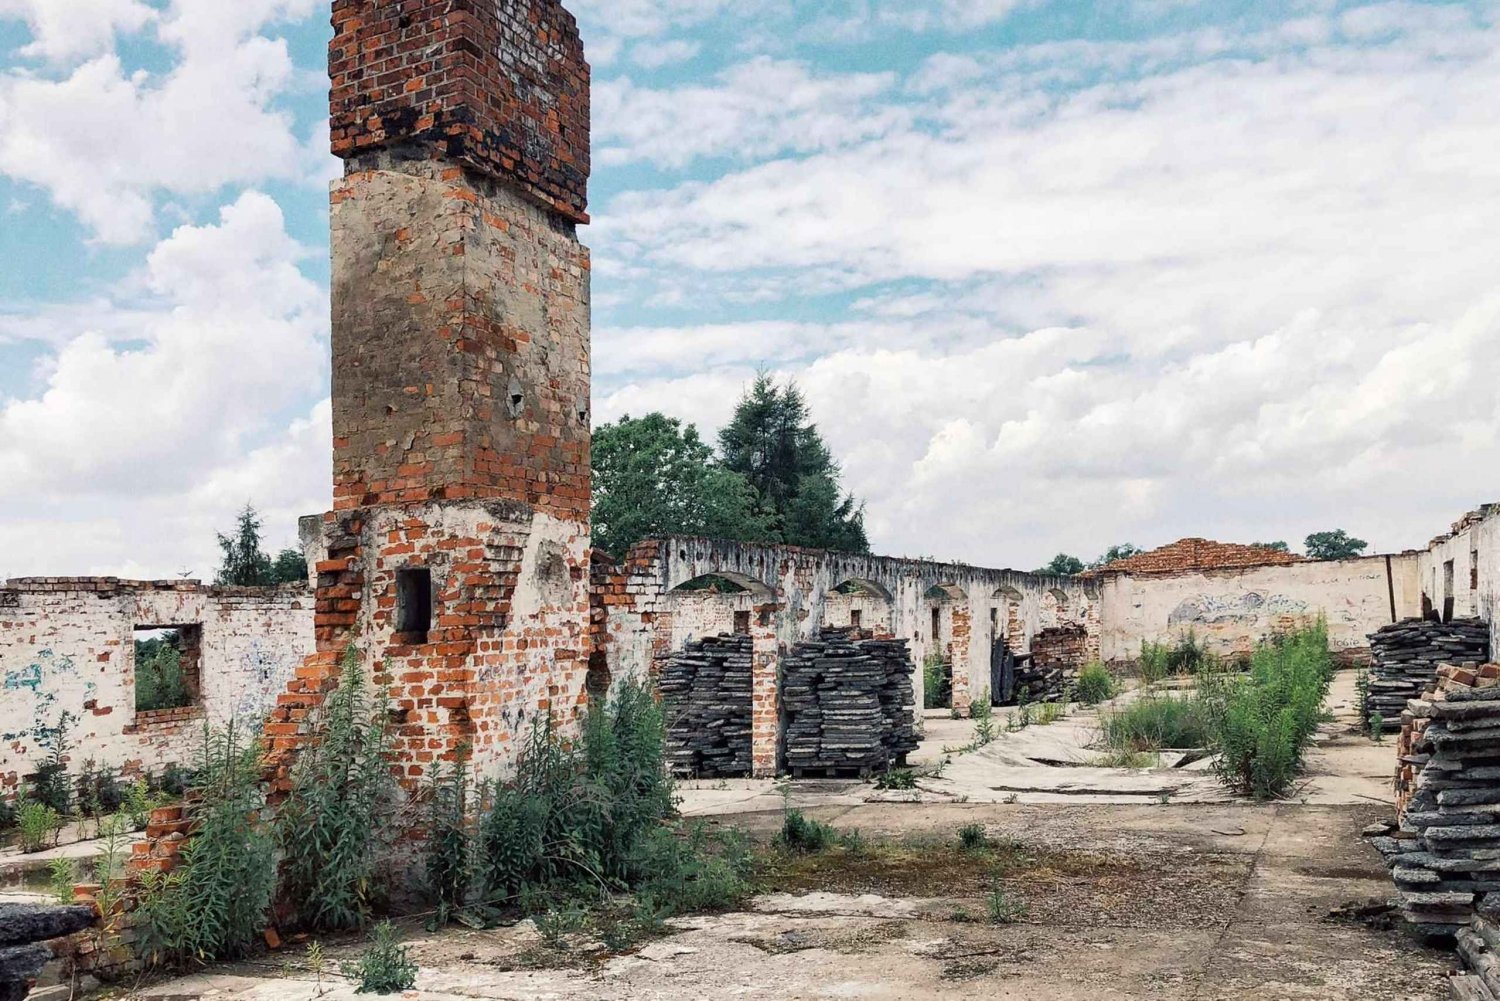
(277, 646, 398, 932)
(425, 750, 475, 925)
(1202, 622, 1333, 799)
(136, 719, 276, 965)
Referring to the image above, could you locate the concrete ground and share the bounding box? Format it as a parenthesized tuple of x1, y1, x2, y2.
(103, 667, 1456, 1000)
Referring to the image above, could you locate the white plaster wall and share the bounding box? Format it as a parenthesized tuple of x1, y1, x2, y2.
(1421, 508, 1500, 652)
(0, 583, 313, 796)
(1097, 554, 1420, 661)
(668, 592, 756, 650)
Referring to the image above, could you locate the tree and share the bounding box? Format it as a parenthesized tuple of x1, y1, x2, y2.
(1304, 530, 1368, 561)
(718, 375, 869, 554)
(1252, 541, 1291, 553)
(216, 506, 304, 586)
(591, 414, 773, 559)
(1091, 543, 1142, 568)
(1037, 554, 1086, 576)
(216, 505, 274, 586)
(271, 548, 309, 585)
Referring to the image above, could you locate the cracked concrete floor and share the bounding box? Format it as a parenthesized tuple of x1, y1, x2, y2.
(109, 671, 1453, 1000)
(112, 805, 1453, 1001)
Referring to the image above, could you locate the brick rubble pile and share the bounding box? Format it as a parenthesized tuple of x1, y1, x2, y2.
(781, 629, 918, 776)
(1020, 625, 1089, 704)
(1366, 618, 1490, 721)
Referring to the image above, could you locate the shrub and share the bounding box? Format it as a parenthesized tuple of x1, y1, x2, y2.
(1203, 622, 1333, 800)
(425, 753, 475, 925)
(1167, 630, 1209, 675)
(923, 654, 952, 710)
(958, 823, 990, 852)
(48, 856, 78, 904)
(1101, 694, 1210, 752)
(1076, 663, 1118, 705)
(136, 641, 192, 713)
(135, 719, 276, 966)
(986, 886, 1028, 924)
(474, 680, 676, 914)
(153, 764, 193, 798)
(777, 809, 836, 853)
(0, 796, 15, 831)
(1137, 642, 1170, 685)
(875, 769, 916, 791)
(631, 823, 753, 914)
(343, 921, 417, 994)
(970, 691, 996, 747)
(1354, 669, 1372, 735)
(123, 779, 157, 831)
(1371, 713, 1385, 743)
(17, 801, 65, 853)
(277, 645, 398, 932)
(77, 762, 125, 819)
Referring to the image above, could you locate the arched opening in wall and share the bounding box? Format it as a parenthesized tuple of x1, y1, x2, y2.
(923, 583, 967, 710)
(829, 578, 893, 635)
(535, 542, 572, 608)
(990, 585, 1026, 702)
(667, 572, 774, 651)
(1046, 587, 1071, 625)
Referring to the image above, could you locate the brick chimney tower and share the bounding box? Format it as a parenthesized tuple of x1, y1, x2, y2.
(276, 0, 592, 785)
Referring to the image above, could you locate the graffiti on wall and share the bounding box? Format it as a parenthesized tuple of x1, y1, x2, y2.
(3, 649, 89, 753)
(1168, 593, 1310, 628)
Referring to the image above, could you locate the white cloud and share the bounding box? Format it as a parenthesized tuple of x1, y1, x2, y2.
(0, 0, 154, 62)
(630, 38, 702, 69)
(0, 191, 330, 578)
(0, 0, 320, 243)
(590, 7, 1500, 565)
(596, 57, 905, 167)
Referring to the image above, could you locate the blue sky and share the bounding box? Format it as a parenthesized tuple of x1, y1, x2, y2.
(0, 0, 1496, 578)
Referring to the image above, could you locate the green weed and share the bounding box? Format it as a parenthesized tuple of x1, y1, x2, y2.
(1077, 662, 1119, 705)
(343, 921, 417, 994)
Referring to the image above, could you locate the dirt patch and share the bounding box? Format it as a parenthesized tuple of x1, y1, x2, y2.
(759, 839, 1250, 929)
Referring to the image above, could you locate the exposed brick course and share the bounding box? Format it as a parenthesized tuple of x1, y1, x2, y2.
(330, 0, 590, 224)
(1087, 538, 1306, 578)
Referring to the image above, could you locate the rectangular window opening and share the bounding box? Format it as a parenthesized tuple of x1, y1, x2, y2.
(134, 624, 202, 714)
(850, 609, 863, 630)
(932, 608, 942, 648)
(733, 610, 751, 635)
(1473, 551, 1481, 591)
(397, 567, 434, 642)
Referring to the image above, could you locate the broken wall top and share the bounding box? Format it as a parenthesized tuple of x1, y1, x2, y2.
(329, 0, 590, 223)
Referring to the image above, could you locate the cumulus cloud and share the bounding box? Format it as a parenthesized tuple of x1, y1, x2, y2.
(595, 57, 905, 167)
(0, 0, 154, 63)
(0, 191, 330, 578)
(591, 6, 1500, 565)
(0, 0, 320, 243)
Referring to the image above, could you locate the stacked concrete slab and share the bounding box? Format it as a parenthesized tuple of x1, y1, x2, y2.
(781, 630, 919, 776)
(659, 634, 754, 778)
(1366, 618, 1490, 721)
(1368, 662, 1500, 946)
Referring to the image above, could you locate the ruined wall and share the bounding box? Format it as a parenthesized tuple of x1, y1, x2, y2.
(596, 537, 1100, 773)
(1096, 553, 1421, 662)
(0, 579, 312, 797)
(1421, 504, 1500, 649)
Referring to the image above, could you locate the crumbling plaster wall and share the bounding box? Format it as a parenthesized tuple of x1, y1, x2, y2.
(1422, 505, 1500, 649)
(1096, 553, 1422, 662)
(0, 579, 313, 797)
(599, 537, 1100, 721)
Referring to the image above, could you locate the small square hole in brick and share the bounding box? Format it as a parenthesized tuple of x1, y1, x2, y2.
(397, 568, 433, 642)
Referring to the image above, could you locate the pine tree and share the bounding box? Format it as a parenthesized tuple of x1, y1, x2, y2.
(215, 505, 274, 586)
(718, 375, 869, 554)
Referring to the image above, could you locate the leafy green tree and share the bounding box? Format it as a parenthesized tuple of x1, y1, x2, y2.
(1091, 543, 1142, 568)
(1037, 554, 1086, 576)
(592, 414, 772, 559)
(216, 505, 274, 586)
(271, 547, 308, 585)
(1304, 530, 1368, 561)
(718, 375, 869, 554)
(1252, 541, 1291, 553)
